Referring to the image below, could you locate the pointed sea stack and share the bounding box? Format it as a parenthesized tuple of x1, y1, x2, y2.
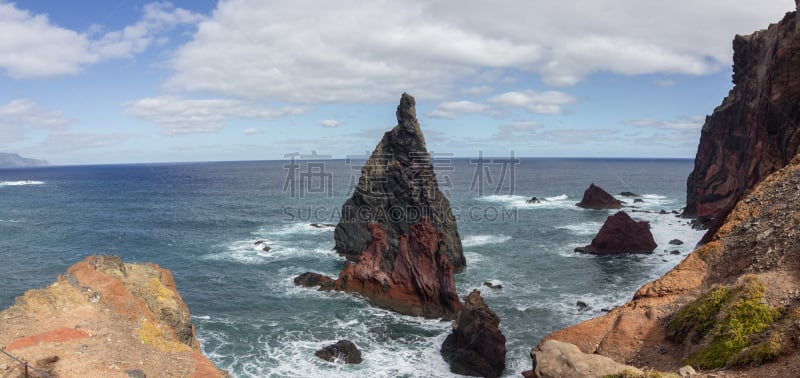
(334, 93, 465, 271)
(685, 5, 800, 242)
(576, 183, 623, 209)
(327, 93, 464, 318)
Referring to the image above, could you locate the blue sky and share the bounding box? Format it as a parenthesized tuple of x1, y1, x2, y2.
(0, 0, 794, 165)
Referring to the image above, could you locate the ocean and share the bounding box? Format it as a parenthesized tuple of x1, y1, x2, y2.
(0, 158, 704, 377)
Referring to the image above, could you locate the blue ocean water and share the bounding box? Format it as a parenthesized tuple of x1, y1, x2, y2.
(0, 158, 703, 377)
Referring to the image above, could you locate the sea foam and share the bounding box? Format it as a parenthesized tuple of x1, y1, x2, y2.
(0, 180, 44, 186)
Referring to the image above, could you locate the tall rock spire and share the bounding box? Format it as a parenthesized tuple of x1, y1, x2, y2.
(334, 93, 465, 271)
(324, 93, 465, 318)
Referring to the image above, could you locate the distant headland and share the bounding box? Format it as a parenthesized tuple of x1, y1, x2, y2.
(0, 153, 49, 168)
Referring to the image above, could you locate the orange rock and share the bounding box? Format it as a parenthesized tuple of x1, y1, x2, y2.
(6, 327, 88, 351)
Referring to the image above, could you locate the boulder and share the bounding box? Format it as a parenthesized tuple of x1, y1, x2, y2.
(483, 281, 503, 290)
(619, 191, 639, 197)
(526, 196, 541, 204)
(314, 340, 362, 364)
(441, 290, 506, 378)
(577, 211, 657, 254)
(576, 184, 623, 209)
(668, 239, 684, 245)
(524, 340, 642, 378)
(685, 6, 800, 243)
(334, 93, 465, 271)
(293, 272, 335, 290)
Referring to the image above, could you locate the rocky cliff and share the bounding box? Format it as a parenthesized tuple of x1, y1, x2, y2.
(685, 4, 800, 242)
(334, 93, 466, 271)
(528, 153, 800, 377)
(0, 255, 227, 377)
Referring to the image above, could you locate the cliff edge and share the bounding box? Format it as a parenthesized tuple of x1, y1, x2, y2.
(685, 5, 800, 242)
(0, 255, 227, 377)
(528, 153, 800, 377)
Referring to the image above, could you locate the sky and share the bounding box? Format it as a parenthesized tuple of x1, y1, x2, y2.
(0, 0, 795, 165)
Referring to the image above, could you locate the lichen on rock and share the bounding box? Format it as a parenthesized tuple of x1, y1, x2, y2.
(0, 254, 227, 377)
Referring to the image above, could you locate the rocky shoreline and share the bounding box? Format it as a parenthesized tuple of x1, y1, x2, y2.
(526, 3, 800, 377)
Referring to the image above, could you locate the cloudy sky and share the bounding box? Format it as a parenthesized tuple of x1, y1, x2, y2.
(0, 0, 794, 164)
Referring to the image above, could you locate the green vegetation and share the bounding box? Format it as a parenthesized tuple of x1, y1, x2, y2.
(669, 276, 783, 369)
(730, 332, 783, 366)
(668, 286, 730, 343)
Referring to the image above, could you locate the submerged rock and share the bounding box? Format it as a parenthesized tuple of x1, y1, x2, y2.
(314, 340, 362, 364)
(441, 290, 506, 378)
(483, 281, 503, 290)
(577, 211, 657, 254)
(334, 93, 465, 271)
(576, 184, 623, 209)
(293, 272, 335, 290)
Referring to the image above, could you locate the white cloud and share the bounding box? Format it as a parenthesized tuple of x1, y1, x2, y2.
(0, 99, 73, 129)
(0, 99, 134, 152)
(624, 116, 704, 131)
(538, 129, 618, 144)
(460, 85, 493, 96)
(494, 120, 543, 140)
(163, 0, 789, 102)
(36, 131, 135, 152)
(428, 101, 489, 119)
(243, 127, 264, 135)
(488, 90, 577, 114)
(0, 2, 202, 78)
(90, 2, 204, 60)
(124, 96, 306, 135)
(319, 119, 342, 128)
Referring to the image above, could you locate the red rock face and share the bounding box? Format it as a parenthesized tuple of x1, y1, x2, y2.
(578, 211, 657, 255)
(685, 9, 800, 242)
(335, 221, 463, 319)
(576, 183, 623, 209)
